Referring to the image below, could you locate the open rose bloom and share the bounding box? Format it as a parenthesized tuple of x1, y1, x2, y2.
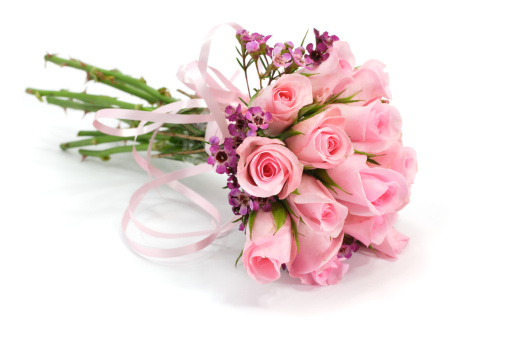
(207, 27, 417, 286)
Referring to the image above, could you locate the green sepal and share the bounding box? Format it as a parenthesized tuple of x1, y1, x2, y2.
(280, 199, 297, 217)
(235, 250, 243, 268)
(291, 188, 300, 195)
(277, 129, 304, 141)
(271, 202, 287, 234)
(248, 210, 258, 239)
(314, 169, 352, 195)
(290, 217, 300, 254)
(368, 245, 378, 257)
(354, 150, 384, 158)
(299, 73, 319, 77)
(367, 157, 381, 166)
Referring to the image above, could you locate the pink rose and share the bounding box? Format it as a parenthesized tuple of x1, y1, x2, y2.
(327, 155, 409, 216)
(374, 142, 417, 185)
(371, 226, 409, 259)
(253, 74, 313, 136)
(286, 105, 354, 169)
(298, 257, 349, 286)
(343, 212, 398, 247)
(287, 174, 348, 237)
(338, 99, 402, 154)
(287, 223, 344, 279)
(301, 41, 356, 103)
(337, 59, 391, 105)
(242, 210, 292, 284)
(236, 137, 303, 199)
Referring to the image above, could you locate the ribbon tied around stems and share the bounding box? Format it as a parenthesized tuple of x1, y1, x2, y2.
(93, 22, 247, 259)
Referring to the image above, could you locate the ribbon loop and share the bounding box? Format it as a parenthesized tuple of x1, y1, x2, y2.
(94, 23, 244, 259)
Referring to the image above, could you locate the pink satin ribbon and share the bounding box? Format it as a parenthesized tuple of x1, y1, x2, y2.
(93, 22, 244, 258)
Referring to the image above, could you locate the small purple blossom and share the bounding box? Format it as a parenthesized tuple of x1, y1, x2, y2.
(246, 41, 260, 53)
(289, 47, 306, 67)
(337, 242, 360, 260)
(314, 29, 339, 48)
(236, 29, 251, 42)
(207, 137, 237, 174)
(304, 42, 329, 66)
(272, 44, 292, 68)
(245, 106, 272, 137)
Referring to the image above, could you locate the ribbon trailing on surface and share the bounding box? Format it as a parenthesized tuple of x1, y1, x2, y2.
(93, 23, 246, 258)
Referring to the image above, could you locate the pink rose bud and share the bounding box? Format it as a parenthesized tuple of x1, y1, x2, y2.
(338, 99, 402, 154)
(287, 174, 348, 237)
(300, 41, 356, 103)
(370, 226, 409, 259)
(327, 155, 409, 216)
(343, 212, 398, 247)
(242, 210, 293, 284)
(287, 223, 344, 279)
(297, 257, 349, 286)
(374, 142, 418, 185)
(236, 137, 303, 199)
(253, 74, 313, 136)
(286, 105, 354, 169)
(337, 59, 391, 105)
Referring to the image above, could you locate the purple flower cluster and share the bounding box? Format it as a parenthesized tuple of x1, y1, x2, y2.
(305, 29, 339, 67)
(337, 242, 360, 259)
(225, 104, 272, 140)
(208, 104, 274, 229)
(236, 30, 272, 60)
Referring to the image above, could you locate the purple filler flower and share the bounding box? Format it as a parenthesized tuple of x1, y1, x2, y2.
(314, 28, 339, 48)
(289, 46, 306, 67)
(207, 137, 237, 174)
(305, 42, 329, 66)
(246, 41, 260, 53)
(272, 44, 292, 68)
(245, 106, 272, 137)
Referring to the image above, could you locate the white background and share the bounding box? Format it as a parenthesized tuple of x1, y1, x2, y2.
(1, 0, 506, 337)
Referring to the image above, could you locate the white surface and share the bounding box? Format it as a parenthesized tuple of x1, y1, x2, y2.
(1, 0, 506, 337)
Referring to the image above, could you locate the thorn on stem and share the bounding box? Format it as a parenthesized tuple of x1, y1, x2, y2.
(81, 155, 88, 162)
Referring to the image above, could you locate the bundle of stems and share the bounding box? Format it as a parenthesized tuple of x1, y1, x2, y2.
(26, 54, 208, 163)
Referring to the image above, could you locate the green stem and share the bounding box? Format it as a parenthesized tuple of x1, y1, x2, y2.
(45, 54, 178, 105)
(26, 88, 155, 111)
(46, 97, 107, 112)
(79, 143, 150, 160)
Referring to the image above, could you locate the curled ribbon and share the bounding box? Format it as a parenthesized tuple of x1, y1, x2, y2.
(93, 22, 246, 258)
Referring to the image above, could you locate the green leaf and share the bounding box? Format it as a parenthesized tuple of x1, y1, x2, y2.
(236, 58, 244, 70)
(232, 217, 243, 223)
(248, 89, 261, 107)
(314, 169, 352, 195)
(367, 157, 381, 166)
(271, 202, 287, 234)
(277, 129, 304, 141)
(235, 250, 243, 268)
(280, 199, 297, 217)
(297, 103, 321, 118)
(238, 97, 248, 107)
(235, 46, 242, 56)
(248, 210, 258, 239)
(300, 29, 309, 47)
(291, 217, 300, 254)
(291, 188, 300, 195)
(299, 72, 319, 77)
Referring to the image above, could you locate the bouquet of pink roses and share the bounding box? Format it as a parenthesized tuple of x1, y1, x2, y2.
(28, 24, 417, 286)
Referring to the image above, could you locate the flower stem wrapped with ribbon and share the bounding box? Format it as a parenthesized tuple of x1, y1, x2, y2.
(28, 23, 417, 286)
